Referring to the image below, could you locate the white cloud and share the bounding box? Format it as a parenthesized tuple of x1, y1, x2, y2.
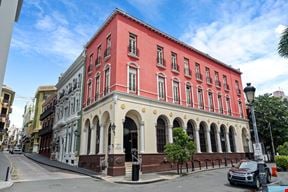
(9, 103, 24, 129)
(181, 0, 288, 94)
(35, 15, 55, 31)
(125, 0, 164, 19)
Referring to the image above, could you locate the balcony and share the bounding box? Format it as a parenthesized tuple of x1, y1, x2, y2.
(40, 107, 55, 121)
(86, 97, 91, 106)
(227, 109, 232, 116)
(156, 58, 166, 69)
(237, 88, 241, 95)
(95, 56, 101, 66)
(198, 103, 204, 110)
(2, 99, 9, 104)
(219, 107, 224, 114)
(215, 80, 221, 88)
(95, 92, 100, 101)
(104, 47, 111, 60)
(224, 84, 230, 91)
(209, 106, 214, 112)
(184, 68, 192, 78)
(196, 73, 203, 82)
(206, 77, 213, 85)
(128, 46, 139, 58)
(171, 63, 179, 73)
(104, 87, 110, 96)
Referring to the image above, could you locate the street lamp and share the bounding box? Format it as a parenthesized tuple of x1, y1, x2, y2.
(244, 83, 267, 191)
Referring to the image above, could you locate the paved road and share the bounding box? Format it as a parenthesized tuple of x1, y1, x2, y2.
(5, 154, 89, 182)
(2, 164, 254, 192)
(0, 152, 11, 181)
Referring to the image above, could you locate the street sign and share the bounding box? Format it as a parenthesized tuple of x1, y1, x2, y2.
(253, 143, 264, 160)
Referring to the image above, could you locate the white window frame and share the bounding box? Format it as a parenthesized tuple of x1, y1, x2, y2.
(208, 91, 214, 112)
(157, 46, 164, 65)
(129, 67, 137, 93)
(197, 87, 204, 109)
(157, 75, 166, 101)
(186, 83, 192, 107)
(104, 67, 110, 95)
(129, 33, 137, 55)
(172, 80, 180, 104)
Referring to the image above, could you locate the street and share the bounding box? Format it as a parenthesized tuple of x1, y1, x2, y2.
(0, 153, 254, 192)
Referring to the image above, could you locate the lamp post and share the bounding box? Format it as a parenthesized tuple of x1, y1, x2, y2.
(244, 83, 267, 191)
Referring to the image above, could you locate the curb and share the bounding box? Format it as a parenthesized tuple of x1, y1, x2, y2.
(113, 178, 167, 184)
(0, 181, 13, 190)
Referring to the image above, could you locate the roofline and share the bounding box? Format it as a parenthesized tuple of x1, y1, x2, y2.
(85, 8, 242, 75)
(15, 0, 23, 22)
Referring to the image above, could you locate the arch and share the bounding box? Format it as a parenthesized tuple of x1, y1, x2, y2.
(242, 128, 249, 152)
(172, 117, 184, 128)
(157, 72, 166, 77)
(199, 121, 208, 152)
(84, 119, 91, 155)
(229, 126, 236, 152)
(187, 119, 196, 140)
(210, 123, 218, 152)
(220, 124, 227, 152)
(123, 116, 138, 161)
(128, 61, 140, 68)
(103, 63, 111, 70)
(124, 110, 142, 125)
(92, 115, 100, 154)
(156, 115, 169, 153)
(101, 111, 111, 155)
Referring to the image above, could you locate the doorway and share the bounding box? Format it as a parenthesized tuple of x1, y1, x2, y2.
(123, 117, 138, 162)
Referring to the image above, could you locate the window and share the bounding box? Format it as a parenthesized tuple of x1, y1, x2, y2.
(171, 52, 178, 71)
(238, 100, 243, 118)
(95, 75, 100, 101)
(206, 67, 212, 84)
(186, 84, 193, 107)
(199, 124, 206, 152)
(87, 81, 92, 105)
(158, 76, 166, 101)
(156, 118, 167, 153)
(218, 94, 223, 114)
(128, 33, 137, 56)
(104, 68, 110, 95)
(226, 96, 231, 115)
(129, 67, 137, 93)
(208, 91, 214, 112)
(197, 87, 204, 109)
(173, 80, 180, 104)
(235, 80, 241, 95)
(157, 46, 164, 66)
(3, 94, 10, 103)
(223, 75, 229, 90)
(96, 46, 101, 66)
(215, 71, 221, 87)
(104, 35, 111, 58)
(184, 58, 191, 76)
(88, 54, 93, 72)
(195, 63, 202, 80)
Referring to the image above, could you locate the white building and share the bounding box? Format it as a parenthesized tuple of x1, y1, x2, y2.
(53, 52, 85, 166)
(0, 0, 23, 95)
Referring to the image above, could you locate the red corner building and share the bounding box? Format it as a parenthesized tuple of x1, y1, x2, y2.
(79, 9, 251, 176)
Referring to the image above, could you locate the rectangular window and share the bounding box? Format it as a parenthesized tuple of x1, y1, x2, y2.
(206, 67, 212, 84)
(88, 54, 93, 72)
(197, 88, 204, 109)
(87, 81, 92, 105)
(129, 67, 137, 93)
(184, 58, 191, 76)
(238, 100, 243, 118)
(105, 35, 111, 58)
(171, 52, 178, 71)
(158, 76, 166, 100)
(215, 71, 221, 87)
(195, 63, 202, 80)
(223, 75, 229, 90)
(104, 68, 110, 95)
(186, 84, 192, 107)
(157, 46, 164, 66)
(95, 75, 100, 100)
(218, 95, 223, 114)
(96, 46, 101, 66)
(226, 97, 231, 115)
(235, 80, 241, 95)
(173, 81, 180, 104)
(128, 33, 137, 56)
(208, 92, 214, 112)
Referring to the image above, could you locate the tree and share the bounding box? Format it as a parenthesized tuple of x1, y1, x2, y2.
(164, 127, 196, 174)
(277, 142, 288, 156)
(278, 26, 288, 58)
(252, 94, 288, 157)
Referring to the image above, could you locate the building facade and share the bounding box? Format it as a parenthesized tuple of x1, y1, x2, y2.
(39, 93, 56, 158)
(79, 9, 251, 176)
(0, 85, 15, 150)
(53, 52, 84, 166)
(31, 86, 57, 153)
(0, 0, 22, 96)
(21, 100, 35, 152)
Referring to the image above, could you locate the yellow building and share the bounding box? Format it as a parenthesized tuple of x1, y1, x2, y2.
(30, 85, 56, 153)
(0, 85, 15, 150)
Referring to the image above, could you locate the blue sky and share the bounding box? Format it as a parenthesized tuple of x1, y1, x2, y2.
(4, 0, 288, 128)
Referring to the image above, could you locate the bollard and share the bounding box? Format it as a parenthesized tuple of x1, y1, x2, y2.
(5, 167, 10, 181)
(205, 160, 208, 169)
(191, 160, 195, 171)
(218, 160, 221, 168)
(212, 161, 214, 168)
(199, 161, 201, 170)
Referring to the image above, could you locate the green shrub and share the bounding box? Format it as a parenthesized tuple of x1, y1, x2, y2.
(275, 155, 288, 171)
(277, 142, 288, 156)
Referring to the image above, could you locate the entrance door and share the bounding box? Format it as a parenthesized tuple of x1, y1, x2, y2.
(123, 117, 138, 162)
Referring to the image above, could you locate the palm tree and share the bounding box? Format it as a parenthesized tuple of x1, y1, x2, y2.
(278, 26, 288, 58)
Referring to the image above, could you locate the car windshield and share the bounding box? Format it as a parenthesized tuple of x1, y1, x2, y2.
(237, 161, 257, 171)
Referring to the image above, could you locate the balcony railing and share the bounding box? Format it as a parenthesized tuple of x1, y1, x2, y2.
(40, 107, 55, 121)
(156, 57, 166, 67)
(87, 64, 93, 73)
(227, 109, 232, 115)
(237, 88, 241, 95)
(199, 103, 204, 110)
(128, 46, 139, 57)
(219, 107, 224, 114)
(171, 63, 179, 72)
(215, 80, 221, 88)
(95, 92, 100, 101)
(224, 83, 230, 91)
(196, 73, 203, 81)
(95, 56, 101, 66)
(87, 97, 91, 106)
(206, 77, 213, 84)
(184, 68, 192, 77)
(104, 47, 111, 58)
(210, 106, 214, 112)
(104, 87, 110, 96)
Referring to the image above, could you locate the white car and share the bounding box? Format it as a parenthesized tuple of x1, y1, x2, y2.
(11, 148, 22, 154)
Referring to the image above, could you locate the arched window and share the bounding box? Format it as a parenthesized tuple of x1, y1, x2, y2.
(156, 117, 167, 153)
(186, 121, 194, 140)
(87, 126, 91, 155)
(220, 125, 226, 152)
(210, 124, 217, 152)
(199, 123, 206, 152)
(229, 127, 236, 152)
(96, 120, 100, 154)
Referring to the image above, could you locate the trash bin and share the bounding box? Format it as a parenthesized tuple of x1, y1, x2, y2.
(132, 162, 140, 181)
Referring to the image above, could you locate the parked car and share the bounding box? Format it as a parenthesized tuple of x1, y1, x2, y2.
(227, 160, 271, 189)
(11, 148, 22, 154)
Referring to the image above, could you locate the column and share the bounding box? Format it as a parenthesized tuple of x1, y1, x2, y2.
(99, 124, 104, 154)
(206, 129, 212, 153)
(90, 126, 96, 155)
(195, 129, 201, 153)
(216, 131, 222, 153)
(65, 130, 69, 154)
(140, 121, 145, 153)
(71, 128, 75, 153)
(168, 125, 173, 143)
(225, 132, 231, 152)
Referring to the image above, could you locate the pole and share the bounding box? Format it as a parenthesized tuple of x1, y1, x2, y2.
(5, 167, 10, 181)
(268, 122, 275, 162)
(250, 104, 268, 192)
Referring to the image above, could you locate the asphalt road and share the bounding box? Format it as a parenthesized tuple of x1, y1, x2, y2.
(0, 152, 11, 181)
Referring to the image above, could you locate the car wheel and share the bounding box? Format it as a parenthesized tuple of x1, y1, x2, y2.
(254, 177, 260, 189)
(266, 172, 272, 183)
(229, 181, 235, 185)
